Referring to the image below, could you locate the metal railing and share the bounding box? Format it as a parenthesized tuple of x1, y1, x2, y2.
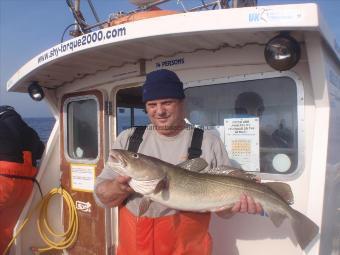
(65, 0, 257, 37)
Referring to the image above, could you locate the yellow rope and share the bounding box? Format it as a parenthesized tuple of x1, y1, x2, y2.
(2, 187, 79, 255)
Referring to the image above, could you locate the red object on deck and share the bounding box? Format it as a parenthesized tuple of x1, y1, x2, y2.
(0, 151, 37, 254)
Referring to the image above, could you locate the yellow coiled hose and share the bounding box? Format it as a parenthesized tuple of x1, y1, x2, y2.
(3, 187, 79, 255)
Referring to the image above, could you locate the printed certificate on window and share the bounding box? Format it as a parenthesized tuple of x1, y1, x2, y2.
(70, 164, 96, 192)
(224, 118, 260, 171)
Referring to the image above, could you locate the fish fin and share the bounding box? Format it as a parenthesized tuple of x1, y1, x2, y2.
(226, 169, 258, 181)
(290, 208, 319, 249)
(267, 210, 286, 227)
(153, 177, 168, 194)
(202, 166, 234, 175)
(138, 198, 152, 216)
(215, 207, 234, 219)
(177, 158, 208, 172)
(263, 182, 294, 205)
(205, 166, 258, 182)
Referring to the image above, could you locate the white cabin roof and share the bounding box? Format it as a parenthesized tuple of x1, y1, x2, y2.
(7, 3, 340, 93)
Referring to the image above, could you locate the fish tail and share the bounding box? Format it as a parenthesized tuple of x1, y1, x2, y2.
(290, 209, 319, 249)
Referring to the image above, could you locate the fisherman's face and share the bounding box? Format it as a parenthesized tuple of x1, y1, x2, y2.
(145, 98, 185, 136)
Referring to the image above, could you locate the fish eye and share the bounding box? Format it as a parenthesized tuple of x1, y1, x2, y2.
(132, 153, 139, 159)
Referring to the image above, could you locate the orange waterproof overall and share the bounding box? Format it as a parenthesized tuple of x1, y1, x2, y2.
(117, 206, 212, 255)
(0, 151, 37, 254)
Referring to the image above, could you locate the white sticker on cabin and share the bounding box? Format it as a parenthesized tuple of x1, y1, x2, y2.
(70, 164, 96, 192)
(224, 118, 260, 171)
(76, 200, 92, 213)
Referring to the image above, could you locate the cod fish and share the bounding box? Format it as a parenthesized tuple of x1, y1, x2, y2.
(107, 149, 319, 250)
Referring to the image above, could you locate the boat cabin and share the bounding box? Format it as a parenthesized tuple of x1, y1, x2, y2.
(6, 1, 340, 254)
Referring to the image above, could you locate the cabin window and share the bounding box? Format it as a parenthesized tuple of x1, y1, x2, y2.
(66, 98, 99, 160)
(185, 75, 301, 176)
(115, 87, 149, 135)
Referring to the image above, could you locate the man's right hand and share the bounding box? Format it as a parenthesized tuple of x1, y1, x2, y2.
(95, 176, 134, 207)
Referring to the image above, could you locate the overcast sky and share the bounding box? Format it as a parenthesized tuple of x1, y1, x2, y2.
(1, 0, 339, 117)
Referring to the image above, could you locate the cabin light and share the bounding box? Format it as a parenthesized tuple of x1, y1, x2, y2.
(264, 34, 301, 71)
(28, 82, 45, 101)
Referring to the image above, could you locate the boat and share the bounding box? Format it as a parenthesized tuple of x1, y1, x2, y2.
(5, 0, 340, 254)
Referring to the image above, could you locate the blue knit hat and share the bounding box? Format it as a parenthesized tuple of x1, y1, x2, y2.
(142, 69, 185, 103)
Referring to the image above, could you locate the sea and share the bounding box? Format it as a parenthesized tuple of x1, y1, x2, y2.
(23, 115, 147, 144)
(24, 117, 55, 144)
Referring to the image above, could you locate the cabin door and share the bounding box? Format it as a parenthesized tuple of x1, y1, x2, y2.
(60, 90, 109, 255)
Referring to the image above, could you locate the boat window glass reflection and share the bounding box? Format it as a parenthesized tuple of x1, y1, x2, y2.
(67, 99, 98, 159)
(115, 87, 149, 135)
(185, 76, 298, 175)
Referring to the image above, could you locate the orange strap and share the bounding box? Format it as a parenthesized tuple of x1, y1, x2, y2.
(0, 151, 37, 177)
(117, 206, 212, 255)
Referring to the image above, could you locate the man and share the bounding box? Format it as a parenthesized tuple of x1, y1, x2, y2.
(0, 105, 45, 254)
(94, 69, 262, 255)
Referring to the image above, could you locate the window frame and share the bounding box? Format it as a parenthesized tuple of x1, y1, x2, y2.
(63, 95, 101, 163)
(184, 71, 305, 180)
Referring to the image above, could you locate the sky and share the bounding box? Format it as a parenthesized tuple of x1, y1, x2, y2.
(0, 0, 339, 117)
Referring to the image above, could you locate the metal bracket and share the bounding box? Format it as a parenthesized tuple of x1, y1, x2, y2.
(105, 101, 113, 115)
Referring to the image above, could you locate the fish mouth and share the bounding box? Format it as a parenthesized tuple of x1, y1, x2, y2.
(108, 151, 127, 170)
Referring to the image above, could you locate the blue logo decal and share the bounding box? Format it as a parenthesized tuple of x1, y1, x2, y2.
(249, 13, 261, 22)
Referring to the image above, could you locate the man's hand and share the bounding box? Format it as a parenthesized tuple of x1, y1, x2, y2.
(95, 176, 134, 208)
(231, 194, 263, 214)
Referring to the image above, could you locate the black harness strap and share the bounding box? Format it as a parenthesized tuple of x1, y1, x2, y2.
(0, 173, 43, 198)
(127, 126, 204, 159)
(127, 126, 147, 153)
(187, 128, 204, 159)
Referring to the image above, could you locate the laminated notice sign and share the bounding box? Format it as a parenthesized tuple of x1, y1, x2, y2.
(70, 164, 96, 192)
(224, 118, 260, 171)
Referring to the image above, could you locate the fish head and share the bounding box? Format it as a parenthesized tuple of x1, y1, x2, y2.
(108, 149, 166, 181)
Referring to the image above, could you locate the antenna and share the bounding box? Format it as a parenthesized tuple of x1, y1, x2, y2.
(129, 0, 171, 9)
(66, 0, 87, 36)
(231, 0, 257, 8)
(66, 0, 107, 37)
